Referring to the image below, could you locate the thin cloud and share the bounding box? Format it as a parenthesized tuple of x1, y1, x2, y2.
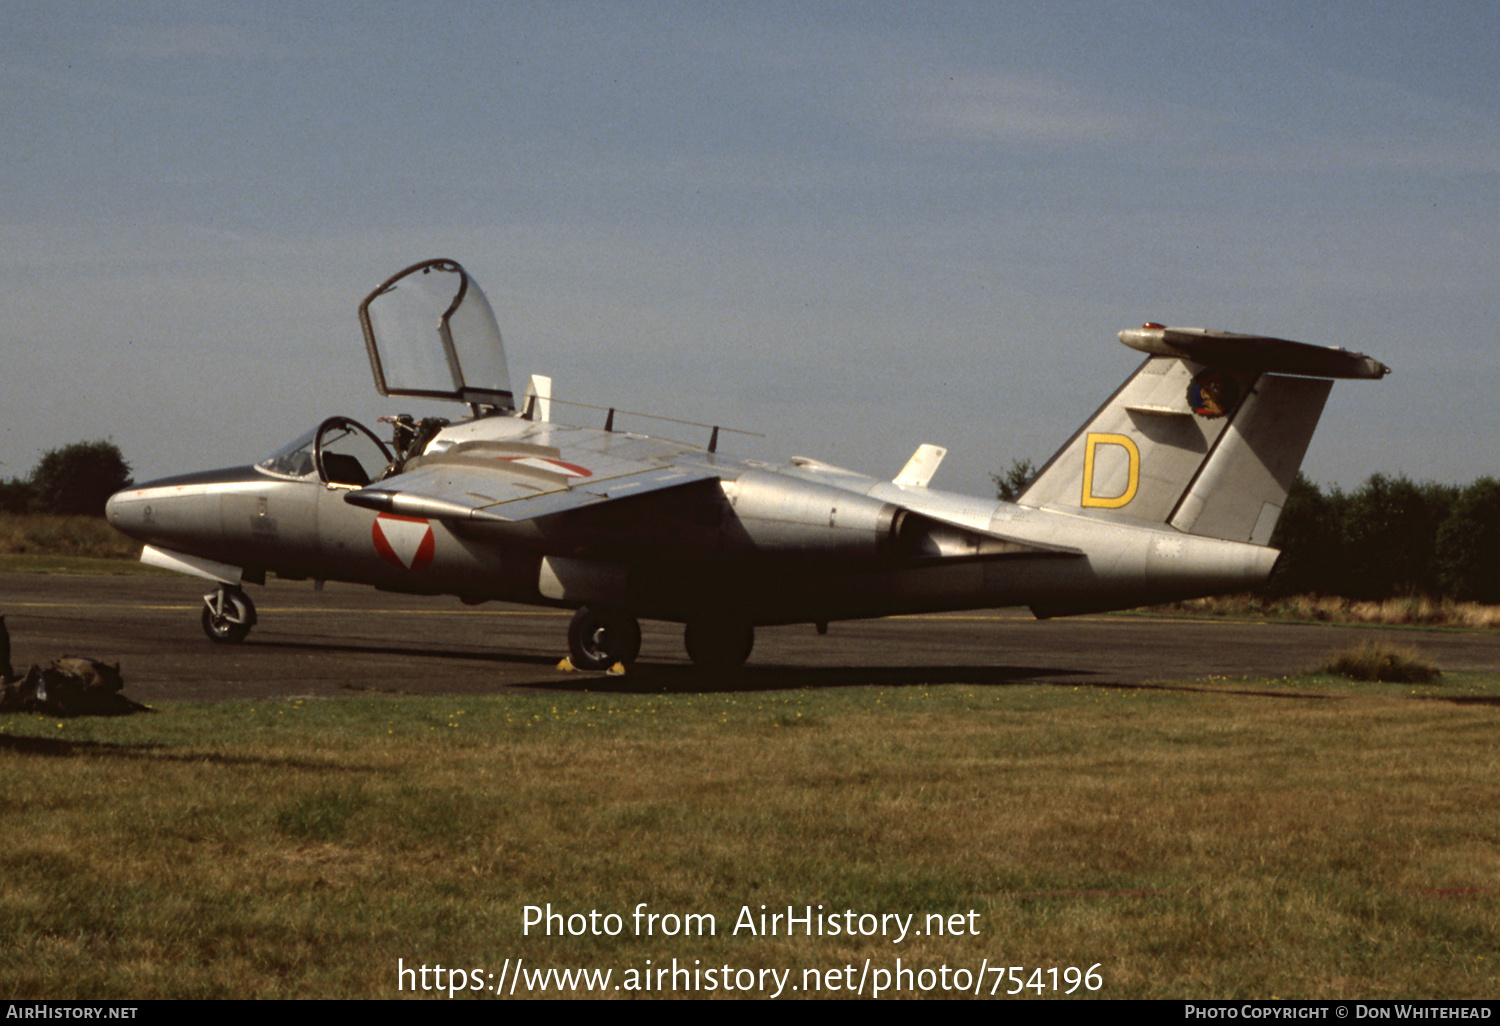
(895, 73, 1149, 145)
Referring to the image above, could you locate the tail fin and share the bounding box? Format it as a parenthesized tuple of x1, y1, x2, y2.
(1018, 326, 1387, 545)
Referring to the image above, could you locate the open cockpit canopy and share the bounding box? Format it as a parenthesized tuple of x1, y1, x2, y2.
(358, 259, 514, 409)
(256, 417, 394, 487)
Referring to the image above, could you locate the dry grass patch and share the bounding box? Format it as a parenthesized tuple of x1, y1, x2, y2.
(0, 513, 139, 558)
(1154, 593, 1500, 629)
(1320, 643, 1442, 684)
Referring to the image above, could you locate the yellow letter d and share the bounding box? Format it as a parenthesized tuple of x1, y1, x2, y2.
(1080, 433, 1140, 509)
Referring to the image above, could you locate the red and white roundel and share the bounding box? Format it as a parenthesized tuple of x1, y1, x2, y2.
(497, 456, 592, 478)
(372, 513, 435, 571)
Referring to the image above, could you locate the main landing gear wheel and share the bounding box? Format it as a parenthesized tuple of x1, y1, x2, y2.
(201, 586, 256, 644)
(684, 620, 754, 670)
(567, 605, 642, 671)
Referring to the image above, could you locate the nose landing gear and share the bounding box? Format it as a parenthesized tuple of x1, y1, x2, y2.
(202, 586, 257, 644)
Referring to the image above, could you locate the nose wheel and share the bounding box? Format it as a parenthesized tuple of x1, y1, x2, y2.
(202, 586, 257, 644)
(567, 606, 642, 671)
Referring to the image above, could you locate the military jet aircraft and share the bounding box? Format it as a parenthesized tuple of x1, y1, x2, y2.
(106, 258, 1388, 670)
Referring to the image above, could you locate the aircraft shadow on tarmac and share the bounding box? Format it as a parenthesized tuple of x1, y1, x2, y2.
(235, 637, 1357, 697)
(248, 636, 1083, 689)
(246, 636, 1088, 692)
(248, 636, 564, 666)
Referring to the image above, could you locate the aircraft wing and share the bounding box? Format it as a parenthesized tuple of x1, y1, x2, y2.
(344, 442, 721, 523)
(346, 436, 1086, 567)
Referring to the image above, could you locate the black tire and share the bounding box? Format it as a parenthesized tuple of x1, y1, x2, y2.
(567, 606, 642, 670)
(684, 620, 754, 670)
(201, 590, 254, 645)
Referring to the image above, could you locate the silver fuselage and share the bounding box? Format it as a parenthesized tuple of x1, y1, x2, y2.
(107, 411, 1276, 627)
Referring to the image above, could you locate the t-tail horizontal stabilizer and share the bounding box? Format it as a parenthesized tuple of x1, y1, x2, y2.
(1119, 325, 1390, 380)
(1019, 325, 1387, 546)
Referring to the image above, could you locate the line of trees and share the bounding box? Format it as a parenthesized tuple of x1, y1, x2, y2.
(0, 441, 133, 518)
(4, 441, 1495, 603)
(1268, 473, 1500, 603)
(993, 460, 1500, 603)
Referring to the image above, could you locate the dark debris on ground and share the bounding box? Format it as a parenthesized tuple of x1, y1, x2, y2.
(0, 615, 148, 717)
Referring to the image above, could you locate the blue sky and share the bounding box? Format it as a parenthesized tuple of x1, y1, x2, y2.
(3, 1, 1497, 497)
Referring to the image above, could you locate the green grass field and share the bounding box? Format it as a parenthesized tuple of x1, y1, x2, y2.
(2, 673, 1495, 999)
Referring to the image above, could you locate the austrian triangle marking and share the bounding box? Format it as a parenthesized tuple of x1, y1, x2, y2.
(373, 513, 435, 570)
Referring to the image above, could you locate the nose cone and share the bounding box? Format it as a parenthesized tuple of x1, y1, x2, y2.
(105, 488, 126, 530)
(105, 481, 152, 541)
(103, 465, 261, 545)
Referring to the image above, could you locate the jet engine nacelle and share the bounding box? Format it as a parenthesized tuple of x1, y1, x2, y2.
(721, 470, 903, 559)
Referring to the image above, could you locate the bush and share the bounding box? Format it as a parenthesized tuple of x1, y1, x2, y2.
(26, 441, 132, 517)
(0, 478, 32, 514)
(1436, 478, 1500, 603)
(1267, 473, 1349, 597)
(991, 458, 1038, 502)
(1341, 475, 1457, 599)
(1320, 643, 1441, 684)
